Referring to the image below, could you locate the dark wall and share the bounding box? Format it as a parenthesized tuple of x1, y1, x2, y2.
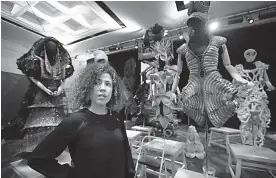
(219, 22, 276, 131)
(174, 22, 276, 131)
(1, 71, 30, 126)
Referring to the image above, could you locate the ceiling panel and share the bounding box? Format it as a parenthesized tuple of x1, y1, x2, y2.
(1, 1, 124, 45)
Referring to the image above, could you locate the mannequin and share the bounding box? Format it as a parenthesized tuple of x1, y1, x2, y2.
(133, 72, 152, 125)
(238, 49, 275, 91)
(45, 40, 58, 66)
(234, 49, 274, 147)
(3, 37, 74, 156)
(171, 2, 254, 175)
(172, 1, 253, 128)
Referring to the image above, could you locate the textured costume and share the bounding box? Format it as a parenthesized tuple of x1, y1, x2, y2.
(15, 37, 74, 153)
(184, 125, 205, 159)
(176, 1, 238, 127)
(234, 59, 273, 147)
(177, 36, 237, 127)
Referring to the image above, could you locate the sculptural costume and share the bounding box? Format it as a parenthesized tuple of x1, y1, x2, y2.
(184, 125, 205, 159)
(172, 1, 253, 127)
(234, 49, 274, 147)
(11, 37, 74, 154)
(138, 24, 180, 130)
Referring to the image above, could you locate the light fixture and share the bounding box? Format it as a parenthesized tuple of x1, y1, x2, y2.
(178, 29, 183, 39)
(115, 43, 120, 50)
(135, 42, 138, 49)
(208, 21, 219, 31)
(246, 15, 254, 24)
(164, 30, 168, 37)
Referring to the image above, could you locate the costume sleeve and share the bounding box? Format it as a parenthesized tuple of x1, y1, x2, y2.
(16, 53, 41, 78)
(116, 113, 135, 178)
(27, 113, 84, 178)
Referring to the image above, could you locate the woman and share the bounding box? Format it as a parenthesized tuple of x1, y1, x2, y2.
(27, 63, 135, 178)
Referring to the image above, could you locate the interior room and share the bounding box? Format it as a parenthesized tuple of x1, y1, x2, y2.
(2, 1, 276, 178)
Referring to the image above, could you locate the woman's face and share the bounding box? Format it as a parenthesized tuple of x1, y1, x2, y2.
(90, 73, 113, 107)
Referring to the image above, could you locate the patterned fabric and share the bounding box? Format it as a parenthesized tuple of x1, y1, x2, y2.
(14, 37, 74, 153)
(177, 36, 237, 127)
(16, 37, 74, 80)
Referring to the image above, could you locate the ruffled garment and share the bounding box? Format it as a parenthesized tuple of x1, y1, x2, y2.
(177, 36, 237, 127)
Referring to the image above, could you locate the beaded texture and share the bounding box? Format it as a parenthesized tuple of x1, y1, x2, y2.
(15, 37, 74, 153)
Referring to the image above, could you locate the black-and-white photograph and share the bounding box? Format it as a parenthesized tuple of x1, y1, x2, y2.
(1, 1, 276, 178)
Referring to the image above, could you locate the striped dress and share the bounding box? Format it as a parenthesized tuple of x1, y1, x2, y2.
(177, 36, 237, 127)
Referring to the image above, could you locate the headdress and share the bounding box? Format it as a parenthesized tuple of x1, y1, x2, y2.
(187, 1, 211, 26)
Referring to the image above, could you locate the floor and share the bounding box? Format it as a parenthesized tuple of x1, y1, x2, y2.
(2, 124, 276, 178)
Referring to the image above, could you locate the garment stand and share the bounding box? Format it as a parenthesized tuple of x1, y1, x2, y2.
(252, 117, 255, 146)
(204, 119, 209, 178)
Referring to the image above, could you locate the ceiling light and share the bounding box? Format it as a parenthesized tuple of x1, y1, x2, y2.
(164, 30, 168, 37)
(178, 29, 184, 39)
(246, 16, 254, 24)
(208, 21, 219, 31)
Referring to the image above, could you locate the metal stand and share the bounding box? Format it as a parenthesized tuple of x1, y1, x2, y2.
(204, 119, 209, 178)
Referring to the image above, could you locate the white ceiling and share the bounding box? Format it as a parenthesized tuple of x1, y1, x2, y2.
(1, 1, 123, 44)
(2, 1, 276, 74)
(68, 1, 276, 56)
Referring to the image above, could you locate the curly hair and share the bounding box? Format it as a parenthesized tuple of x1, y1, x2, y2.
(70, 62, 129, 112)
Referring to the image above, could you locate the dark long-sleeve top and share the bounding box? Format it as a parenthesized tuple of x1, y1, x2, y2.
(27, 108, 135, 178)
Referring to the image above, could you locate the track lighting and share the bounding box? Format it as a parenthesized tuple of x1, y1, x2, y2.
(246, 15, 254, 24)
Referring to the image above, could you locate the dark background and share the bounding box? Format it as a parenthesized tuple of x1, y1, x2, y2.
(1, 71, 30, 126)
(108, 49, 141, 94)
(2, 22, 276, 131)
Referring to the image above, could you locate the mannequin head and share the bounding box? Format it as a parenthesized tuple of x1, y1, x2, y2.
(45, 39, 58, 63)
(188, 18, 206, 31)
(186, 1, 211, 40)
(244, 49, 257, 63)
(187, 18, 206, 37)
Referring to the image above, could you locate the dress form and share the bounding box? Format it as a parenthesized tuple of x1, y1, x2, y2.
(6, 37, 74, 155)
(172, 2, 253, 176)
